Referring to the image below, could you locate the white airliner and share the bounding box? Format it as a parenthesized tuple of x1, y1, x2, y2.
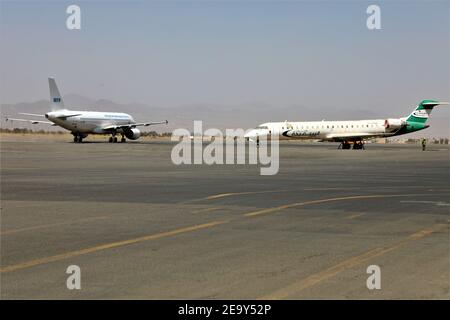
(244, 100, 448, 149)
(6, 78, 168, 143)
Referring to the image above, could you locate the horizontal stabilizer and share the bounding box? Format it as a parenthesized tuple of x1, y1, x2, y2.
(421, 101, 449, 107)
(5, 117, 53, 125)
(19, 113, 45, 117)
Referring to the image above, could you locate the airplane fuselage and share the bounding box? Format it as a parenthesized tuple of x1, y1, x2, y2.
(45, 110, 135, 134)
(245, 118, 427, 142)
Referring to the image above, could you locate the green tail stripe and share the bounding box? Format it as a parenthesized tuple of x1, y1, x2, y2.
(406, 100, 438, 123)
(407, 115, 427, 123)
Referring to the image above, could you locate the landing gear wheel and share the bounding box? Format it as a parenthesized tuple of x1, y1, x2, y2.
(73, 136, 78, 143)
(113, 137, 118, 143)
(353, 141, 365, 150)
(121, 137, 126, 143)
(342, 142, 351, 149)
(109, 137, 113, 143)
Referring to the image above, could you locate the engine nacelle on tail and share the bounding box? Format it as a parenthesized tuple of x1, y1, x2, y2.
(384, 118, 405, 131)
(124, 128, 141, 140)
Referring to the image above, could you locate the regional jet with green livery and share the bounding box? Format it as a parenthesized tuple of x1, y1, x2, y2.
(244, 100, 448, 149)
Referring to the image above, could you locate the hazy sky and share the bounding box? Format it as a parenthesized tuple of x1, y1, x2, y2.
(1, 1, 449, 114)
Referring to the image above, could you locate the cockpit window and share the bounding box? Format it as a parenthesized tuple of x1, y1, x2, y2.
(255, 126, 269, 129)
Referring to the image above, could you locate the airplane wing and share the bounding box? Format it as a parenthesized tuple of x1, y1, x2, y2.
(103, 120, 168, 130)
(324, 132, 393, 142)
(5, 117, 55, 125)
(54, 114, 82, 120)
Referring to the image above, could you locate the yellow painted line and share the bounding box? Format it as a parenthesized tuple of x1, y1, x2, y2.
(303, 187, 356, 191)
(185, 190, 289, 203)
(205, 193, 235, 200)
(345, 213, 365, 220)
(243, 194, 440, 218)
(185, 188, 442, 204)
(260, 222, 449, 300)
(0, 220, 228, 273)
(205, 190, 287, 200)
(191, 207, 222, 214)
(0, 216, 108, 235)
(2, 193, 447, 274)
(303, 186, 433, 191)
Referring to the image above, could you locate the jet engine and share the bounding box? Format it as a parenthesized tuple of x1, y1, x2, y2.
(384, 119, 405, 131)
(124, 128, 141, 140)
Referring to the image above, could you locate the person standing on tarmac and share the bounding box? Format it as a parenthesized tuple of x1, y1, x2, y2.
(421, 138, 427, 151)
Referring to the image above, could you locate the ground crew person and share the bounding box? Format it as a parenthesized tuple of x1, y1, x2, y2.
(421, 138, 426, 151)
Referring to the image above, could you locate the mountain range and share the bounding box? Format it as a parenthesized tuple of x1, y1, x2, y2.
(2, 94, 449, 137)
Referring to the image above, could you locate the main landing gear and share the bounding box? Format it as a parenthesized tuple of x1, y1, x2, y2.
(73, 134, 83, 143)
(353, 141, 365, 150)
(338, 141, 351, 149)
(108, 134, 126, 143)
(338, 141, 365, 150)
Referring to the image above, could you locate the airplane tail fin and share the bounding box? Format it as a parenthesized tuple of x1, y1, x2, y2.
(405, 100, 449, 124)
(48, 77, 64, 111)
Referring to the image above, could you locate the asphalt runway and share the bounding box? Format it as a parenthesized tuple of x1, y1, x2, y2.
(1, 136, 449, 299)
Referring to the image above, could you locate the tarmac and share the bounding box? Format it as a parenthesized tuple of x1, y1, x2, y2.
(1, 135, 449, 299)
